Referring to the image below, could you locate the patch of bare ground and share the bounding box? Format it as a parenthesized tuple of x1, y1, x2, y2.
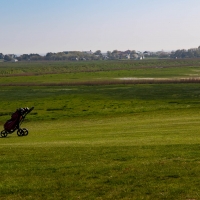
(1, 77, 200, 86)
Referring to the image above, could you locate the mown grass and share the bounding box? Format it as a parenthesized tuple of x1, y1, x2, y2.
(1, 60, 200, 199)
(1, 111, 200, 199)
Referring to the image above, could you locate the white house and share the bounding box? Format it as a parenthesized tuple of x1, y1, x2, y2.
(126, 54, 130, 59)
(11, 59, 18, 62)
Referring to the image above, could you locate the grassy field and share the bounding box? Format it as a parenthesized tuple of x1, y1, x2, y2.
(1, 59, 200, 86)
(1, 60, 200, 199)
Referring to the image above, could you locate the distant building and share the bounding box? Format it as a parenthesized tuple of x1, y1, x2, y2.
(11, 58, 18, 62)
(189, 48, 198, 52)
(101, 52, 107, 56)
(126, 54, 130, 59)
(132, 54, 139, 59)
(70, 57, 79, 61)
(131, 52, 145, 60)
(143, 51, 151, 56)
(139, 56, 144, 60)
(8, 54, 17, 59)
(83, 50, 93, 54)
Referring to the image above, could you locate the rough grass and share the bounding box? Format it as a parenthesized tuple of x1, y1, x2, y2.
(1, 59, 200, 86)
(1, 84, 200, 122)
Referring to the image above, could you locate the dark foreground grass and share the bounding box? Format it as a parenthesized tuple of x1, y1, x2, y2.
(1, 111, 200, 200)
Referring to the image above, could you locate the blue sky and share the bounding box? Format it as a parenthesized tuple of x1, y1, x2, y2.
(1, 0, 200, 54)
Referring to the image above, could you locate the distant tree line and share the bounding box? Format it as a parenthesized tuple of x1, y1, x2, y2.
(0, 51, 104, 61)
(45, 51, 99, 61)
(170, 46, 200, 59)
(0, 50, 139, 61)
(0, 50, 172, 61)
(1, 46, 200, 62)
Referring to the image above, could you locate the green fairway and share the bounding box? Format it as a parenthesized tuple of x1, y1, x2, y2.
(1, 60, 200, 199)
(1, 112, 200, 199)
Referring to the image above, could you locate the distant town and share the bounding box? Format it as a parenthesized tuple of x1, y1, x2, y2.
(1, 46, 200, 62)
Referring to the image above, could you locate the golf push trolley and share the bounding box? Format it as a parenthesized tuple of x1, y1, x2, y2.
(1, 107, 34, 138)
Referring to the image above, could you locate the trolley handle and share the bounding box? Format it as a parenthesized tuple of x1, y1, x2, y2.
(19, 107, 34, 125)
(22, 107, 34, 118)
(28, 107, 34, 113)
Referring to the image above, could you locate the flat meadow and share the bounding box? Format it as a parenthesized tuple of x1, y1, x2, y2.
(1, 59, 200, 199)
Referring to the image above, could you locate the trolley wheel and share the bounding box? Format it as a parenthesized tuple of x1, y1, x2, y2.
(22, 128, 28, 136)
(17, 129, 24, 136)
(1, 130, 8, 138)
